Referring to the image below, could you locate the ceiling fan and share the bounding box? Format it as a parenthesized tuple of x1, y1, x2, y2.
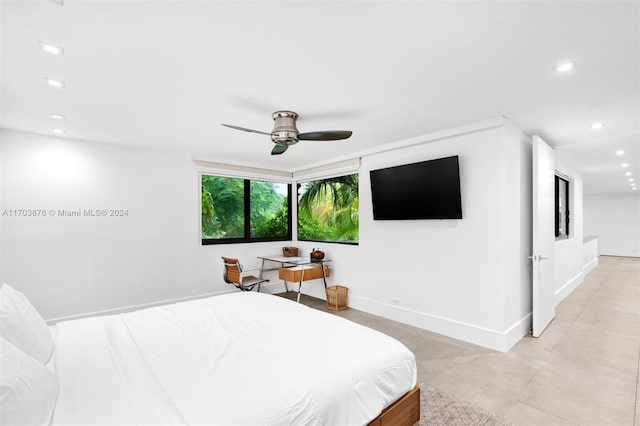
(221, 111, 352, 155)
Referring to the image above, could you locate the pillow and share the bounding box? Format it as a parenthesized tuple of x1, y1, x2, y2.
(0, 283, 54, 364)
(0, 337, 59, 425)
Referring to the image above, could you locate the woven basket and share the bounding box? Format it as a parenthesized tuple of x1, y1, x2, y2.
(282, 246, 299, 257)
(326, 285, 348, 311)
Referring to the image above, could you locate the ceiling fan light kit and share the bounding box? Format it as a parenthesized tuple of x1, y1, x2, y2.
(221, 110, 353, 156)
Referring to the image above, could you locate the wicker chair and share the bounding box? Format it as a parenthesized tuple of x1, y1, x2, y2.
(221, 256, 269, 292)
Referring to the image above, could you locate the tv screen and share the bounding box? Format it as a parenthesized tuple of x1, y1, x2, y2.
(370, 155, 462, 220)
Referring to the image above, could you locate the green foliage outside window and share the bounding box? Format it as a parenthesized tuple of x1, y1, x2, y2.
(201, 176, 244, 239)
(250, 180, 289, 238)
(298, 174, 359, 244)
(201, 175, 290, 242)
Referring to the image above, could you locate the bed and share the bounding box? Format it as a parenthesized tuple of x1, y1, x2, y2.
(2, 287, 419, 425)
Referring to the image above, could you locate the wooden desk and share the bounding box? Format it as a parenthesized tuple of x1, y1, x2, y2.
(258, 255, 331, 303)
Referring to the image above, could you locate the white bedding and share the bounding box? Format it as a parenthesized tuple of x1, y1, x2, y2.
(51, 292, 416, 425)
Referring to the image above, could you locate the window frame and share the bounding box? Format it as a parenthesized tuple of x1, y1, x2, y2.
(554, 174, 570, 240)
(201, 174, 292, 245)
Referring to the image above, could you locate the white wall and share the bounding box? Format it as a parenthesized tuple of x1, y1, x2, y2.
(584, 194, 640, 257)
(0, 130, 285, 320)
(297, 121, 532, 351)
(1, 121, 533, 351)
(502, 122, 533, 344)
(0, 133, 3, 281)
(360, 128, 506, 331)
(583, 237, 598, 274)
(554, 159, 584, 304)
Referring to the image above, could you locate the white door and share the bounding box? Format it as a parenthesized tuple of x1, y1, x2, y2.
(532, 135, 556, 337)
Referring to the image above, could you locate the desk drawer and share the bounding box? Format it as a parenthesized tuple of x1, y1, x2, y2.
(279, 265, 330, 282)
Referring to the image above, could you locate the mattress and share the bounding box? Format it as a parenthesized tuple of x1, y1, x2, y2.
(51, 292, 416, 425)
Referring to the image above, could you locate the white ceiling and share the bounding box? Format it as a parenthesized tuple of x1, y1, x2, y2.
(1, 0, 638, 194)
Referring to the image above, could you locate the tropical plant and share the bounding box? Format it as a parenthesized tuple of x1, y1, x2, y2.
(202, 176, 289, 240)
(201, 176, 244, 239)
(250, 181, 289, 238)
(298, 174, 359, 243)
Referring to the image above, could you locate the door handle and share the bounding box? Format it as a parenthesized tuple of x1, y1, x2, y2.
(528, 255, 549, 261)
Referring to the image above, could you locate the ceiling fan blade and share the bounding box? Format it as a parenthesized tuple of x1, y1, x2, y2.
(271, 144, 289, 155)
(297, 130, 353, 141)
(221, 123, 271, 136)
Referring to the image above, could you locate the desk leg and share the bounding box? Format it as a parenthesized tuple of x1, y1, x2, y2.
(258, 259, 267, 293)
(297, 268, 305, 303)
(322, 263, 328, 288)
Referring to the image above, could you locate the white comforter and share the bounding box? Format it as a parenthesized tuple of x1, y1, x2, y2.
(52, 292, 416, 425)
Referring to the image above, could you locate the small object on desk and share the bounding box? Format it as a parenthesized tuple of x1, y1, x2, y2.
(282, 246, 299, 257)
(312, 249, 325, 260)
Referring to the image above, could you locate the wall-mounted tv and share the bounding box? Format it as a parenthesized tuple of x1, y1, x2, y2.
(370, 155, 462, 220)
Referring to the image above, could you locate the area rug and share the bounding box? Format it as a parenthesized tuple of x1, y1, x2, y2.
(419, 383, 515, 426)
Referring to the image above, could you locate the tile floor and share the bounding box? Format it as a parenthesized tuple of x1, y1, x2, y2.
(281, 255, 640, 425)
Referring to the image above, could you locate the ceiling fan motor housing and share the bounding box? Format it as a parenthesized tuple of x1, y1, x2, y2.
(271, 111, 299, 145)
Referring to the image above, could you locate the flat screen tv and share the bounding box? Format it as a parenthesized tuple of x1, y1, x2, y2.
(370, 155, 462, 220)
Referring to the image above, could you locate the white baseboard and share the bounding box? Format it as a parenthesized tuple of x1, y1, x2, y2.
(554, 271, 584, 305)
(45, 290, 234, 325)
(582, 257, 599, 275)
(348, 294, 530, 352)
(504, 313, 532, 351)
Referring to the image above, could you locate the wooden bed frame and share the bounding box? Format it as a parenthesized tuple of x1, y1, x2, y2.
(368, 386, 420, 425)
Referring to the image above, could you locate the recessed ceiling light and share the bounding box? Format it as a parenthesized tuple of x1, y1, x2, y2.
(45, 78, 65, 88)
(49, 113, 65, 120)
(629, 178, 635, 182)
(633, 187, 637, 191)
(52, 128, 65, 134)
(49, 0, 64, 5)
(554, 61, 576, 74)
(615, 149, 624, 156)
(626, 172, 632, 176)
(590, 122, 605, 130)
(38, 41, 64, 56)
(622, 163, 629, 168)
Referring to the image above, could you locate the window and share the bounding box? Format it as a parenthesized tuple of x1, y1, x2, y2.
(201, 175, 291, 244)
(297, 174, 359, 244)
(555, 175, 570, 239)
